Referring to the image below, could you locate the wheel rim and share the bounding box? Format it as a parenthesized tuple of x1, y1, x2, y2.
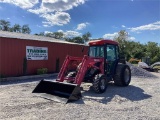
(100, 78, 106, 90)
(124, 68, 130, 83)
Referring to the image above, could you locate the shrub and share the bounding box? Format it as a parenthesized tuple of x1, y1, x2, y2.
(37, 68, 48, 75)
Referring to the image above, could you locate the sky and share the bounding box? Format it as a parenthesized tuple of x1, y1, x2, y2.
(0, 0, 160, 44)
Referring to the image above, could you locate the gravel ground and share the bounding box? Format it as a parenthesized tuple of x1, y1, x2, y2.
(0, 67, 160, 120)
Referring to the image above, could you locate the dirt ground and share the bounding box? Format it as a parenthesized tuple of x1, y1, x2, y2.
(0, 73, 160, 120)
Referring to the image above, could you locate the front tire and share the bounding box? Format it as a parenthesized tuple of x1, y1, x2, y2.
(92, 74, 107, 93)
(113, 64, 131, 86)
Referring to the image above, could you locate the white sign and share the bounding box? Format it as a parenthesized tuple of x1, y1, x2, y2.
(26, 46, 48, 60)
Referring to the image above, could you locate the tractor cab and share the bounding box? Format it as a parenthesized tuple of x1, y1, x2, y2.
(88, 40, 120, 77)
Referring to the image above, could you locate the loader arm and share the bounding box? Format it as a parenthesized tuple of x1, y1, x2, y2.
(56, 55, 82, 82)
(74, 55, 104, 85)
(56, 55, 104, 85)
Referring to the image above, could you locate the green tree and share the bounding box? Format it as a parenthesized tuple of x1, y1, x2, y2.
(9, 27, 14, 32)
(34, 32, 45, 36)
(39, 32, 45, 36)
(82, 32, 92, 43)
(45, 32, 64, 39)
(113, 30, 147, 61)
(127, 41, 146, 59)
(65, 37, 74, 42)
(22, 24, 31, 34)
(65, 37, 84, 44)
(0, 19, 10, 31)
(65, 32, 91, 44)
(145, 42, 160, 64)
(53, 32, 64, 39)
(45, 32, 53, 37)
(114, 30, 130, 60)
(73, 37, 84, 44)
(13, 24, 21, 32)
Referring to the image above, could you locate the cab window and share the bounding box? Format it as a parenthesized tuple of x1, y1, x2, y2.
(89, 46, 104, 57)
(106, 45, 116, 61)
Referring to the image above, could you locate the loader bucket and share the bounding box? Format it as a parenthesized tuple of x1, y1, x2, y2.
(32, 79, 82, 103)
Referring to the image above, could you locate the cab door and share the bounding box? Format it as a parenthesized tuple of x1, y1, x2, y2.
(106, 45, 119, 76)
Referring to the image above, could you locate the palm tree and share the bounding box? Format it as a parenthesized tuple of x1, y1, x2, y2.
(0, 20, 10, 31)
(13, 24, 21, 32)
(22, 24, 31, 34)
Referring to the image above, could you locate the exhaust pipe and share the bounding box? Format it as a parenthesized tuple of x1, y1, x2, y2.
(32, 79, 82, 103)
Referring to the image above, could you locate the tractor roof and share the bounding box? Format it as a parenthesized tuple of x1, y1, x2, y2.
(89, 39, 118, 46)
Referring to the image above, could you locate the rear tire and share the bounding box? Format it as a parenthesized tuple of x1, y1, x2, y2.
(113, 64, 131, 86)
(92, 74, 107, 93)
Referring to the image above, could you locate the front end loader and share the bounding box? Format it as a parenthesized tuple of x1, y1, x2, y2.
(33, 39, 131, 103)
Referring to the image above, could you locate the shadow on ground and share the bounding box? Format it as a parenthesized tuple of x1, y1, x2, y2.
(74, 83, 152, 104)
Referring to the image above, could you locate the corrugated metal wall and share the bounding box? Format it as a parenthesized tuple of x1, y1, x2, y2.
(0, 37, 88, 77)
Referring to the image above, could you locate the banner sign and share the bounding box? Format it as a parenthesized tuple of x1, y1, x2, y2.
(26, 46, 48, 60)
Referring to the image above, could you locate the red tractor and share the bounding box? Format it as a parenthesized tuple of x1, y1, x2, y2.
(33, 40, 131, 103)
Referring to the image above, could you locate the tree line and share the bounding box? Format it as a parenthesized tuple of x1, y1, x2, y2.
(0, 19, 31, 34)
(114, 30, 160, 64)
(35, 30, 160, 64)
(0, 19, 91, 43)
(0, 20, 159, 64)
(35, 31, 91, 44)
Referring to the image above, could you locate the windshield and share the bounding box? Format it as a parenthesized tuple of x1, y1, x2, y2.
(89, 46, 104, 57)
